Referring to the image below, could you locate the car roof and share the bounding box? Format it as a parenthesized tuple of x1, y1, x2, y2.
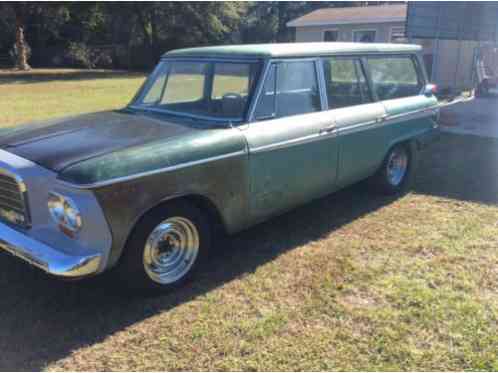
(163, 42, 421, 59)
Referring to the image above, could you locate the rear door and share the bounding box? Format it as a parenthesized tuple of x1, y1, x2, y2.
(243, 59, 339, 222)
(321, 56, 387, 188)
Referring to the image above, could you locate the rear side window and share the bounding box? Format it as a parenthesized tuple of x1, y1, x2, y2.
(254, 60, 321, 120)
(323, 57, 372, 109)
(367, 56, 423, 100)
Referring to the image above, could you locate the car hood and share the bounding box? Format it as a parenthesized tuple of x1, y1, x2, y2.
(0, 111, 194, 172)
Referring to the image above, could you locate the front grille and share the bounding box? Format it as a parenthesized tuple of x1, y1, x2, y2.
(0, 170, 30, 228)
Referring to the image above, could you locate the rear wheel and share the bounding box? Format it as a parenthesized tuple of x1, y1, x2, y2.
(116, 201, 211, 294)
(371, 143, 414, 195)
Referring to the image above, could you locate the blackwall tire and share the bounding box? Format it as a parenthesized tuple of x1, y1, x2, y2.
(371, 142, 415, 195)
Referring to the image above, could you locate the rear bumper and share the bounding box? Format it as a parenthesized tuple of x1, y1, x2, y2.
(0, 221, 101, 277)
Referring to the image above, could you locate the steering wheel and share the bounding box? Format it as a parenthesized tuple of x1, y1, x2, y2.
(222, 92, 243, 100)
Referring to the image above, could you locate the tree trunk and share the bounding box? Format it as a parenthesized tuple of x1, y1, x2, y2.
(276, 2, 288, 43)
(15, 11, 30, 70)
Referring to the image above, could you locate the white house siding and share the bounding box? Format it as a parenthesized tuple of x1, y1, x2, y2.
(295, 22, 404, 43)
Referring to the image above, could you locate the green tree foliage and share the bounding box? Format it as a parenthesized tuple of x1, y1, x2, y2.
(0, 1, 389, 69)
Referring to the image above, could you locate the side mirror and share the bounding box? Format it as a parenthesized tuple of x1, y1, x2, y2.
(424, 84, 438, 97)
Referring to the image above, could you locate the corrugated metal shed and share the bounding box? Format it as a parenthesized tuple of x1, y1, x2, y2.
(406, 2, 498, 42)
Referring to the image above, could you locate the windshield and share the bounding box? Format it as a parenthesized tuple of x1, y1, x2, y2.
(133, 60, 261, 121)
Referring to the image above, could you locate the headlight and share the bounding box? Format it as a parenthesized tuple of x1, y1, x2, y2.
(48, 192, 82, 236)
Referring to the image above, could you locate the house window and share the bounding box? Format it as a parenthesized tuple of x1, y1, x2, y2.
(353, 30, 376, 43)
(323, 30, 339, 42)
(390, 26, 407, 43)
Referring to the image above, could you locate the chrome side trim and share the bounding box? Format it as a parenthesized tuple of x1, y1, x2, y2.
(336, 120, 378, 135)
(60, 150, 247, 189)
(251, 130, 336, 154)
(383, 106, 438, 122)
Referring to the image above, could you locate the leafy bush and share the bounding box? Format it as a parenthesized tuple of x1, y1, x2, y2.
(65, 42, 94, 68)
(64, 42, 113, 69)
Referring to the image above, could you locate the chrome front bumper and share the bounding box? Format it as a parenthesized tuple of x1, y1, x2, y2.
(0, 221, 101, 277)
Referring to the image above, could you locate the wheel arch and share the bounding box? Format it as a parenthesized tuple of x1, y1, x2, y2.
(115, 193, 226, 266)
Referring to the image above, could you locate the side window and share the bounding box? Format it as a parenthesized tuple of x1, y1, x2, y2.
(255, 60, 321, 120)
(254, 65, 276, 119)
(323, 57, 372, 109)
(367, 56, 424, 100)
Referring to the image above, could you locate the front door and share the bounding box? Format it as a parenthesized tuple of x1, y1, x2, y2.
(243, 59, 340, 223)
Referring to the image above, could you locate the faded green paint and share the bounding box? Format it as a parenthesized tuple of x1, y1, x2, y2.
(6, 43, 437, 270)
(244, 111, 340, 223)
(93, 147, 249, 268)
(60, 127, 246, 184)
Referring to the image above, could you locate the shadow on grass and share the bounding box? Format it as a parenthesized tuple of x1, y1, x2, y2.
(0, 69, 147, 85)
(415, 132, 498, 206)
(0, 132, 495, 370)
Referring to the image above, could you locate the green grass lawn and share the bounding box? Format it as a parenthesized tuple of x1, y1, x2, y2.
(0, 70, 497, 371)
(0, 69, 146, 127)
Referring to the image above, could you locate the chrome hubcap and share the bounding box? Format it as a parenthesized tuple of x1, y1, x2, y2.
(143, 217, 199, 285)
(387, 148, 408, 186)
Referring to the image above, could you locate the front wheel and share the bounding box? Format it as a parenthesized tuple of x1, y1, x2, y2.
(371, 143, 414, 195)
(115, 201, 211, 294)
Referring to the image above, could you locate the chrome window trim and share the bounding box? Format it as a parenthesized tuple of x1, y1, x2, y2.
(316, 58, 329, 110)
(0, 168, 31, 228)
(59, 150, 247, 190)
(249, 57, 324, 123)
(247, 59, 271, 122)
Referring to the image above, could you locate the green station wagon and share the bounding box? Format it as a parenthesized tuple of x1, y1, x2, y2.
(0, 43, 439, 292)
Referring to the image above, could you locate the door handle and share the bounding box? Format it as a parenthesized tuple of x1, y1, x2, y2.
(319, 125, 336, 134)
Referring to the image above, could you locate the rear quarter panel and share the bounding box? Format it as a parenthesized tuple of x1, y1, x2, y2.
(381, 94, 439, 150)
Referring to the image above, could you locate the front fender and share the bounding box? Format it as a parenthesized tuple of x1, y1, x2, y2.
(62, 127, 249, 269)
